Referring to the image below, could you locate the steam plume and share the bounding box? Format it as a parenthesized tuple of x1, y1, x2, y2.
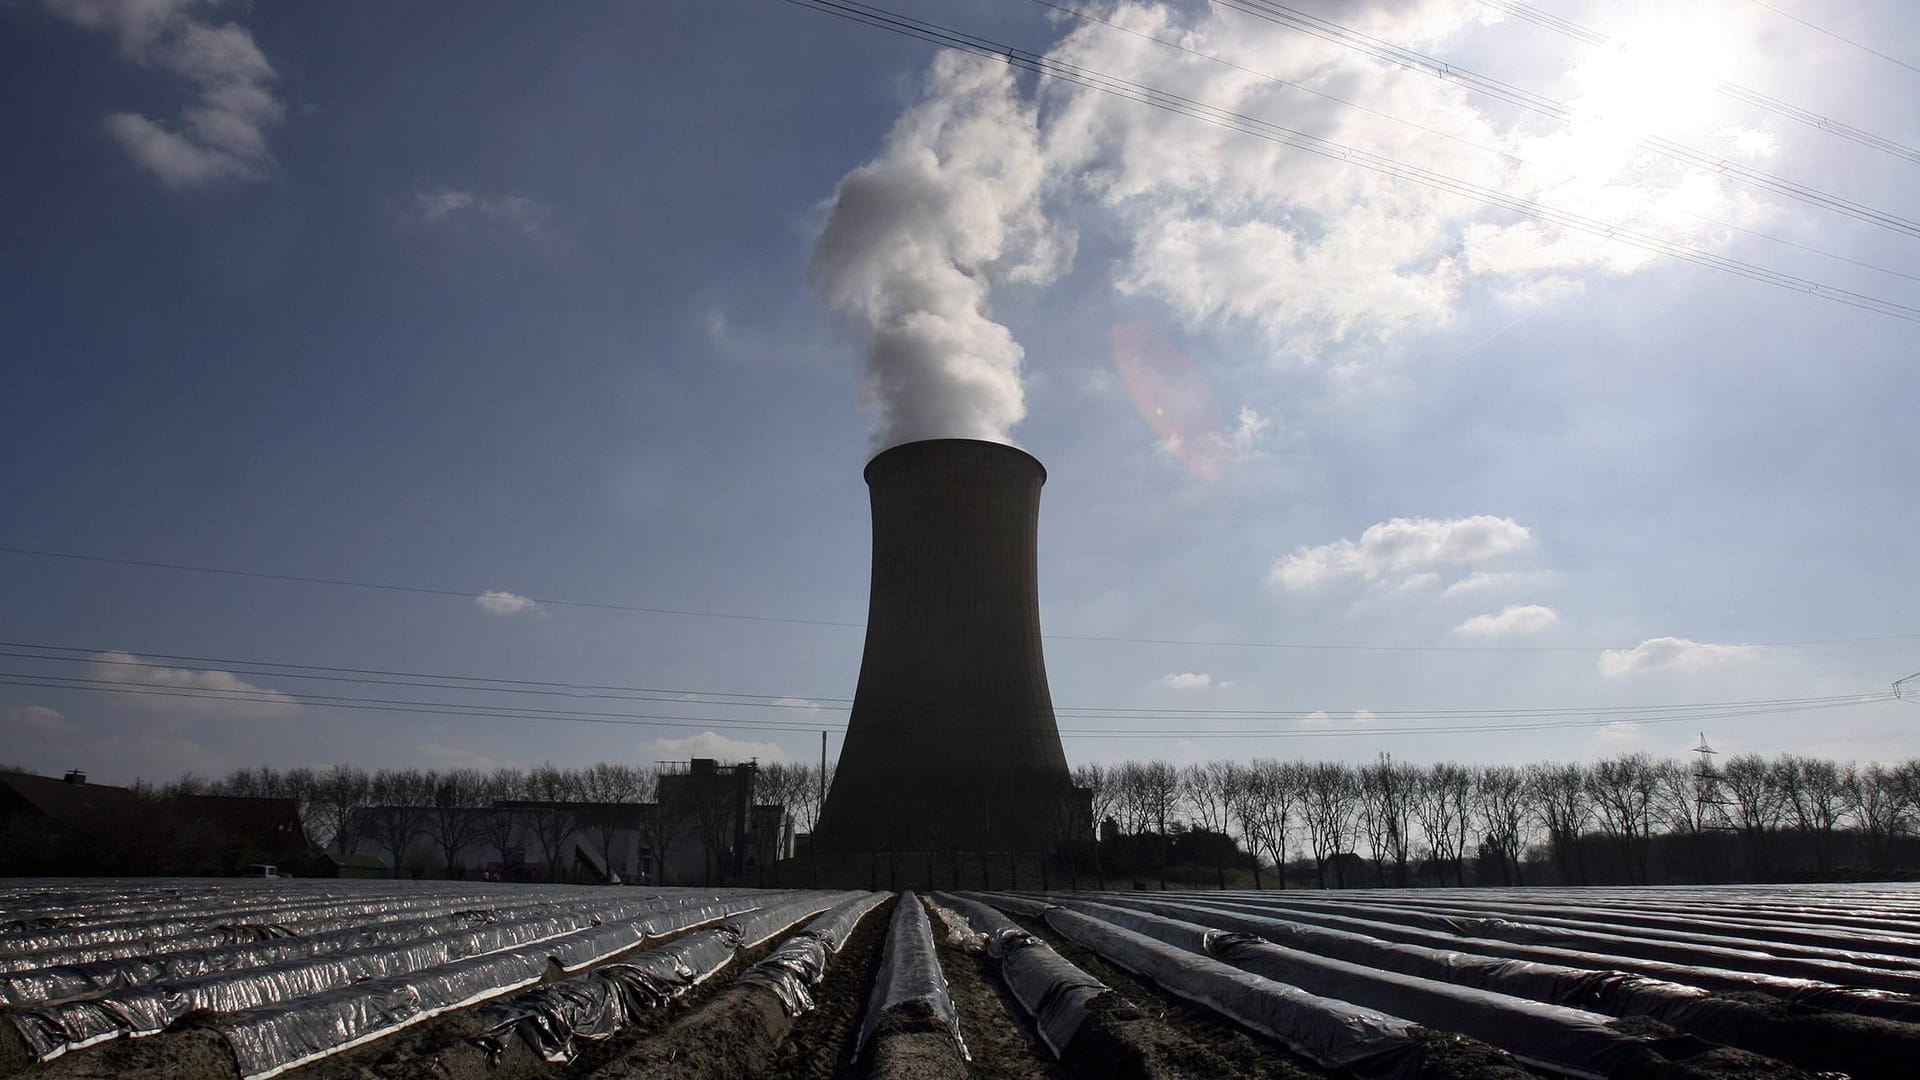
(810, 54, 1070, 448)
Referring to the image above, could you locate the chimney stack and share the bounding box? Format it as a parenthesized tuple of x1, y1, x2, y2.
(815, 439, 1075, 855)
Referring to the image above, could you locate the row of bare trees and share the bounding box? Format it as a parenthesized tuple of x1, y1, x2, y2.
(185, 760, 832, 882)
(1073, 753, 1920, 888)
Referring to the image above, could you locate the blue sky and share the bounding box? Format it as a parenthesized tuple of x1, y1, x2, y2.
(3, 0, 1917, 784)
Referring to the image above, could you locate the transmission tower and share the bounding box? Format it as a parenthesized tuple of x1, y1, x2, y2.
(1690, 733, 1734, 832)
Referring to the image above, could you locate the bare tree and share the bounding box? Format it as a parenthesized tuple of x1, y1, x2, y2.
(1413, 763, 1472, 885)
(1721, 754, 1785, 878)
(1223, 762, 1269, 888)
(368, 768, 435, 877)
(425, 769, 490, 878)
(280, 766, 319, 848)
(1472, 764, 1529, 885)
(1357, 754, 1415, 886)
(1072, 762, 1116, 889)
(1250, 759, 1303, 889)
(1586, 755, 1663, 884)
(524, 764, 585, 881)
(312, 764, 372, 855)
(1777, 756, 1848, 875)
(636, 765, 681, 885)
(576, 762, 643, 882)
(1301, 761, 1358, 888)
(1181, 761, 1235, 888)
(476, 768, 526, 878)
(1527, 762, 1591, 885)
(1847, 763, 1911, 872)
(755, 762, 811, 854)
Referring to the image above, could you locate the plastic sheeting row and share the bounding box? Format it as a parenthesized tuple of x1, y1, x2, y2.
(472, 890, 881, 1064)
(1094, 894, 1920, 1077)
(7, 890, 755, 1076)
(855, 892, 968, 1063)
(1295, 890, 1920, 958)
(931, 893, 1110, 1057)
(1171, 892, 1920, 1021)
(1061, 897, 1678, 1079)
(0, 896, 640, 1007)
(0, 886, 598, 966)
(972, 893, 1427, 1079)
(210, 890, 784, 1080)
(1253, 891, 1920, 971)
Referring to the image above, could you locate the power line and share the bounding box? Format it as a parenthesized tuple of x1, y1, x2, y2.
(1030, 0, 1920, 288)
(1744, 0, 1920, 77)
(0, 544, 863, 629)
(784, 0, 1920, 323)
(1475, 0, 1920, 164)
(0, 672, 1889, 740)
(8, 546, 1920, 652)
(1, 640, 1890, 721)
(1209, 0, 1920, 238)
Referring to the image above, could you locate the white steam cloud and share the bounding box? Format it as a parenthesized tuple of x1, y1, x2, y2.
(810, 54, 1071, 448)
(812, 1, 1773, 446)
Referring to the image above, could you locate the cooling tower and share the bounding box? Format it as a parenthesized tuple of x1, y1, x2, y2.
(814, 438, 1075, 855)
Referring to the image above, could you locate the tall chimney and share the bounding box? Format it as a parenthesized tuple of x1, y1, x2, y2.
(815, 438, 1074, 855)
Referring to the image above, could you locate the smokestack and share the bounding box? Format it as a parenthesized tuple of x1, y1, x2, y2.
(815, 439, 1074, 855)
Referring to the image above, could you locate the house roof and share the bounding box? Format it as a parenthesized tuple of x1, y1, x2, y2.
(0, 772, 141, 823)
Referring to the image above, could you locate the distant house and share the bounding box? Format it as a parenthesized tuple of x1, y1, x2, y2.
(343, 758, 794, 885)
(320, 851, 389, 879)
(0, 770, 144, 847)
(174, 794, 311, 873)
(0, 770, 313, 876)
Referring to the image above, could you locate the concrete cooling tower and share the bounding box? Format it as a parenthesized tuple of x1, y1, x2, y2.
(814, 438, 1076, 856)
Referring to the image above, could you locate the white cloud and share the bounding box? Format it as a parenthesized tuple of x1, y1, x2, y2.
(412, 188, 551, 236)
(87, 651, 299, 716)
(818, 0, 1775, 446)
(771, 697, 825, 713)
(1271, 515, 1535, 590)
(1032, 1, 1767, 360)
(639, 732, 788, 765)
(1156, 672, 1218, 692)
(415, 741, 508, 772)
(1, 705, 69, 732)
(1228, 405, 1270, 455)
(45, 0, 283, 187)
(1598, 637, 1758, 678)
(1440, 570, 1552, 599)
(1454, 604, 1560, 636)
(1299, 710, 1372, 727)
(475, 590, 536, 616)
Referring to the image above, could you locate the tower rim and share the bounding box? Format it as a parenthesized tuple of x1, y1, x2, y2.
(864, 438, 1047, 485)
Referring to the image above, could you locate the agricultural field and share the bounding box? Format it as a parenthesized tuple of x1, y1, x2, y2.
(2, 880, 1918, 1080)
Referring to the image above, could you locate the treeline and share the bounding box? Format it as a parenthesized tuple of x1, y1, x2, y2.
(1071, 753, 1920, 889)
(178, 761, 834, 880)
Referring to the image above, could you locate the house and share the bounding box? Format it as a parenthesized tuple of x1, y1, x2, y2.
(0, 770, 313, 876)
(175, 794, 311, 872)
(341, 758, 793, 884)
(320, 851, 389, 878)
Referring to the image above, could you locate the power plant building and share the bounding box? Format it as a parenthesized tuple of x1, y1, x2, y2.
(814, 438, 1078, 857)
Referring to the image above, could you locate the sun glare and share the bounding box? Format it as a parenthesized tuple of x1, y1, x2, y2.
(1567, 14, 1737, 137)
(1521, 12, 1744, 195)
